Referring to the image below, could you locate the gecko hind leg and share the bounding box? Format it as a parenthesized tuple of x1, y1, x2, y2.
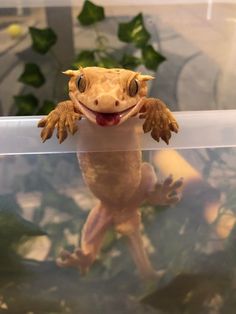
(57, 202, 112, 274)
(117, 163, 182, 279)
(147, 174, 183, 206)
(129, 162, 183, 207)
(114, 208, 157, 279)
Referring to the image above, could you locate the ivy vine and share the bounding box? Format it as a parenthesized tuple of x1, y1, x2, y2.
(15, 0, 165, 115)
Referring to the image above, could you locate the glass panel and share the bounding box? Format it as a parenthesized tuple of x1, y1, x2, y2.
(0, 147, 236, 313)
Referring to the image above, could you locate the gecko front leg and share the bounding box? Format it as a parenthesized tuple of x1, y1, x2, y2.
(38, 100, 82, 143)
(139, 98, 179, 144)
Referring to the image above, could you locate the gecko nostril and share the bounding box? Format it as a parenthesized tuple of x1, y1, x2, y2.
(115, 100, 120, 107)
(94, 99, 99, 105)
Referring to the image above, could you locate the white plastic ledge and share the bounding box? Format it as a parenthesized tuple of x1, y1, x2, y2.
(0, 110, 236, 155)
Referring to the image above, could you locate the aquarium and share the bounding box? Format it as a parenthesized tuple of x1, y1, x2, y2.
(0, 110, 236, 314)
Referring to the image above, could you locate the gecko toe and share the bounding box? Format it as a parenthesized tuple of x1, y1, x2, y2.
(41, 127, 54, 142)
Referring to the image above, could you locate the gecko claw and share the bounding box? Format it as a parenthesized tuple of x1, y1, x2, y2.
(38, 118, 47, 128)
(41, 127, 54, 142)
(140, 98, 179, 145)
(56, 248, 92, 274)
(161, 135, 169, 145)
(169, 122, 179, 133)
(57, 129, 68, 144)
(38, 101, 82, 143)
(148, 175, 183, 206)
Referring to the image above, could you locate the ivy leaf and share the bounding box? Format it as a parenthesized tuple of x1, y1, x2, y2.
(73, 50, 97, 68)
(120, 54, 141, 70)
(77, 0, 105, 26)
(142, 45, 166, 71)
(29, 27, 57, 54)
(0, 209, 46, 249)
(37, 100, 55, 115)
(14, 94, 39, 115)
(101, 229, 117, 252)
(118, 13, 150, 48)
(18, 63, 45, 88)
(97, 56, 120, 68)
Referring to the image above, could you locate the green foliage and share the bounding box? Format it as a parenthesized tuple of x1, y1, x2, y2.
(0, 200, 46, 268)
(77, 0, 105, 26)
(97, 56, 120, 68)
(16, 1, 166, 115)
(37, 99, 55, 115)
(74, 11, 165, 71)
(142, 44, 166, 70)
(73, 50, 97, 68)
(29, 27, 57, 54)
(118, 13, 150, 48)
(14, 94, 38, 115)
(0, 209, 46, 246)
(18, 63, 45, 87)
(16, 27, 57, 114)
(120, 54, 141, 70)
(141, 273, 229, 313)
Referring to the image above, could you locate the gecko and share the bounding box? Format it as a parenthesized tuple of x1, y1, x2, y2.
(38, 66, 183, 279)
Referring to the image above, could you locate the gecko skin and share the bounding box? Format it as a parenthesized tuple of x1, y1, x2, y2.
(38, 67, 182, 279)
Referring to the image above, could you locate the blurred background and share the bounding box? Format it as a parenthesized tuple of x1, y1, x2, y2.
(1, 1, 236, 314)
(1, 0, 236, 115)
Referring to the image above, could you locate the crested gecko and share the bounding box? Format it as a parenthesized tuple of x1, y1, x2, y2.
(38, 67, 182, 278)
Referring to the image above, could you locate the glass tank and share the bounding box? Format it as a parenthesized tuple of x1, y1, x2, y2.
(1, 1, 236, 314)
(0, 111, 236, 313)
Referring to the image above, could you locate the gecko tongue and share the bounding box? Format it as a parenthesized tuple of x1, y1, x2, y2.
(96, 112, 121, 126)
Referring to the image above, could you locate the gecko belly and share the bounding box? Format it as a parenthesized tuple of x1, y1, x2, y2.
(78, 151, 142, 208)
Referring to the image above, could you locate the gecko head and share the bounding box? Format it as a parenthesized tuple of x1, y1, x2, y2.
(63, 66, 154, 126)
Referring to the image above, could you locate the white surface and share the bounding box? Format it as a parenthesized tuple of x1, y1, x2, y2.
(0, 110, 236, 155)
(0, 0, 235, 8)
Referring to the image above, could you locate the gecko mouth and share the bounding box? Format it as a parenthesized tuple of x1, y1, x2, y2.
(76, 99, 142, 126)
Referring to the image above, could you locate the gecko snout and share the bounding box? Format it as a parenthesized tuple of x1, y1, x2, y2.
(94, 94, 120, 112)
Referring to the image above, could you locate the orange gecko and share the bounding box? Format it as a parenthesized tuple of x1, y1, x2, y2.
(38, 67, 183, 278)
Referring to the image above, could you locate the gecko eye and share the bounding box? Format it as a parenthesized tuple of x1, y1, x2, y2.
(128, 78, 139, 97)
(77, 75, 86, 93)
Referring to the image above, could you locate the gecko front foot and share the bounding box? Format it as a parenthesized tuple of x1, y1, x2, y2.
(140, 98, 179, 144)
(56, 249, 92, 274)
(38, 100, 82, 143)
(148, 175, 183, 206)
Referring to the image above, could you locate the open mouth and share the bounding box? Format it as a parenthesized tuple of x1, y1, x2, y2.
(79, 102, 136, 126)
(94, 110, 133, 126)
(70, 93, 143, 127)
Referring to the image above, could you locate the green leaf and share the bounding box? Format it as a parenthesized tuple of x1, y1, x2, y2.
(142, 45, 166, 71)
(120, 54, 141, 70)
(18, 63, 45, 88)
(73, 50, 97, 68)
(101, 229, 117, 252)
(97, 56, 120, 68)
(118, 13, 150, 48)
(14, 94, 39, 115)
(77, 0, 105, 26)
(37, 100, 55, 115)
(29, 27, 57, 54)
(0, 209, 46, 249)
